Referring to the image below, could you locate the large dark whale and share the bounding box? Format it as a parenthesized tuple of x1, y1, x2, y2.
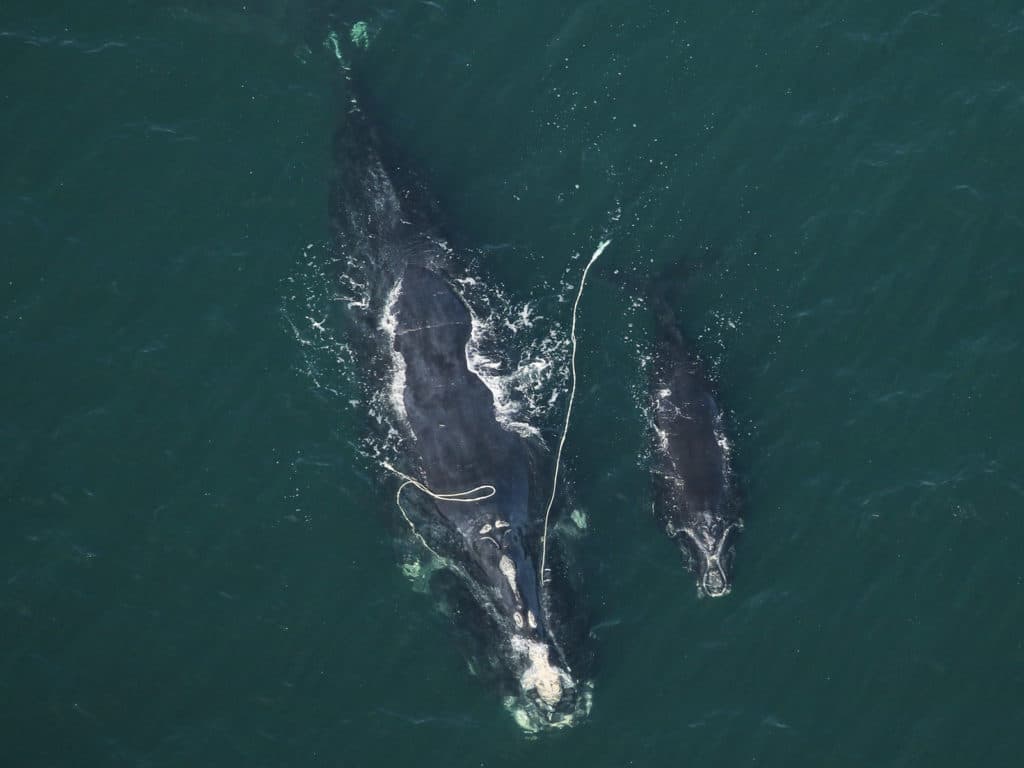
(329, 95, 588, 730)
(649, 293, 743, 597)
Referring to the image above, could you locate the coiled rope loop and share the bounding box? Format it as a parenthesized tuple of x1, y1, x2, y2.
(382, 460, 495, 558)
(380, 238, 610, 594)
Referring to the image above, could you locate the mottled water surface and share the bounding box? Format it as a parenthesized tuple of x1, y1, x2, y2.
(3, 1, 1022, 766)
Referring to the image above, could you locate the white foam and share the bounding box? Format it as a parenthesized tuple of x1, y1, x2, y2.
(504, 301, 536, 333)
(282, 241, 363, 404)
(464, 304, 545, 440)
(653, 423, 670, 454)
(448, 260, 577, 444)
(379, 277, 411, 429)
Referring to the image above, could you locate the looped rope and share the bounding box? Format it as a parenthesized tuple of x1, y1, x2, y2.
(380, 238, 609, 595)
(381, 461, 495, 559)
(382, 461, 496, 504)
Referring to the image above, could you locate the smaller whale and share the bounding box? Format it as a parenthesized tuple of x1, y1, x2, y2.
(648, 293, 743, 597)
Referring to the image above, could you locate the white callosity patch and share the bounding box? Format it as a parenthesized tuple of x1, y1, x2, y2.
(511, 637, 573, 710)
(683, 518, 742, 562)
(478, 519, 505, 550)
(680, 519, 741, 597)
(498, 555, 520, 601)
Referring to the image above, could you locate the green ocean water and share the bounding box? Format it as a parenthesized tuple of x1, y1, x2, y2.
(3, 1, 1023, 765)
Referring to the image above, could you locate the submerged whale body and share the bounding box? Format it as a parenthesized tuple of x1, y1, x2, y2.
(330, 95, 588, 730)
(649, 293, 743, 597)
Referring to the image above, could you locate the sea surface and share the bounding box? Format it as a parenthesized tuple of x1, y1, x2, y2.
(2, 1, 1023, 766)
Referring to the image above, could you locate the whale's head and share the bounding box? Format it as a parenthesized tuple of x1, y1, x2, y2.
(506, 634, 592, 733)
(678, 517, 743, 598)
(460, 524, 589, 733)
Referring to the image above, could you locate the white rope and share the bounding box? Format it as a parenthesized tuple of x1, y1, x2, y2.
(538, 239, 610, 588)
(381, 460, 495, 558)
(379, 237, 609, 587)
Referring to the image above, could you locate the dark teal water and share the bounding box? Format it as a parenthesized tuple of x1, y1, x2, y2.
(3, 1, 1023, 765)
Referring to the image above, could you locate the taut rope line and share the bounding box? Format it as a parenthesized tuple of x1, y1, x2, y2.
(538, 239, 610, 588)
(380, 237, 609, 589)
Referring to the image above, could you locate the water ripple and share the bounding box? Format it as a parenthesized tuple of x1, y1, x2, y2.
(0, 29, 128, 54)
